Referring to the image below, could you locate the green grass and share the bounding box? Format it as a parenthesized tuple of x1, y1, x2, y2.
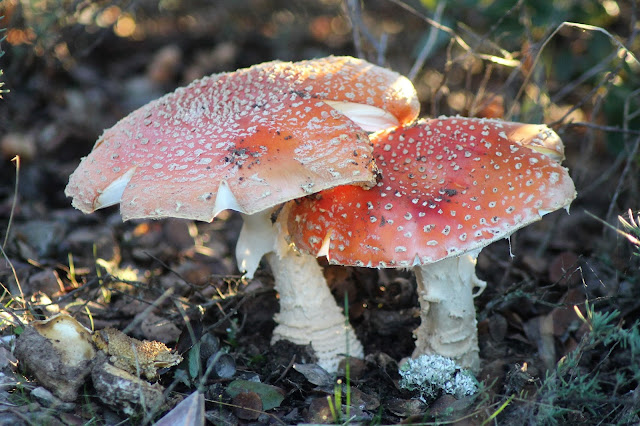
(511, 302, 640, 424)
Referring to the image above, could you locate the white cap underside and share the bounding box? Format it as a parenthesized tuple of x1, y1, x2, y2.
(95, 167, 136, 209)
(324, 101, 399, 132)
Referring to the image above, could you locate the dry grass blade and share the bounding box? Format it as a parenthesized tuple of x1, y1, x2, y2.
(509, 21, 639, 118)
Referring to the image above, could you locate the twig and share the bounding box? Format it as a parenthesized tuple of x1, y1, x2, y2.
(345, 0, 388, 64)
(345, 0, 364, 59)
(3, 156, 19, 250)
(507, 21, 640, 118)
(0, 247, 26, 311)
(122, 287, 174, 335)
(548, 61, 625, 129)
(605, 88, 640, 224)
(551, 51, 618, 104)
(275, 354, 296, 384)
(386, 0, 520, 67)
(469, 64, 494, 116)
(408, 1, 445, 81)
(562, 122, 640, 136)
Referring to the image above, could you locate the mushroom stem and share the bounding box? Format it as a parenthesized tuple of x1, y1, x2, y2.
(266, 248, 364, 373)
(413, 254, 484, 373)
(237, 210, 364, 372)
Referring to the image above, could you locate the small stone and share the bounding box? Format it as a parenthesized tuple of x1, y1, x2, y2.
(0, 411, 28, 426)
(26, 269, 63, 296)
(305, 397, 333, 424)
(208, 353, 236, 379)
(199, 333, 220, 361)
(232, 391, 262, 420)
(91, 355, 167, 416)
(31, 387, 76, 411)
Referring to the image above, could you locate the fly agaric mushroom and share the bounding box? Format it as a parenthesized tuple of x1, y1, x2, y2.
(285, 116, 577, 372)
(65, 56, 419, 372)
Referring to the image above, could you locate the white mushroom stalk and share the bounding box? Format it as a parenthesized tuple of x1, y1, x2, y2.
(286, 117, 577, 372)
(413, 253, 484, 371)
(236, 210, 365, 372)
(65, 56, 419, 373)
(267, 247, 363, 372)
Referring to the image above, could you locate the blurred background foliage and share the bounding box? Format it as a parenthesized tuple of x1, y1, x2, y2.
(0, 0, 638, 234)
(0, 1, 639, 423)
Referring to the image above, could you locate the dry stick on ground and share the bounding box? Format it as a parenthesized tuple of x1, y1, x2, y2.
(563, 122, 640, 136)
(574, 98, 618, 193)
(430, 38, 456, 117)
(3, 156, 19, 250)
(1, 157, 26, 311)
(456, 0, 524, 58)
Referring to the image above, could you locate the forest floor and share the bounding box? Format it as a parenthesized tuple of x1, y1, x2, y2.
(0, 0, 639, 424)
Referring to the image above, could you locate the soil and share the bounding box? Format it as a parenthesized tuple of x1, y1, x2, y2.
(0, 0, 639, 424)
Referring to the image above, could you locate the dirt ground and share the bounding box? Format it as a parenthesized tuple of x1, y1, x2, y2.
(1, 0, 639, 424)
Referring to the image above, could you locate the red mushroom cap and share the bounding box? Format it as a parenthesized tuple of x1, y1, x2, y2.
(287, 116, 576, 268)
(65, 56, 419, 221)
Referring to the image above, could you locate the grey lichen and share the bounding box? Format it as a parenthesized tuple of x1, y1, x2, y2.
(399, 354, 478, 401)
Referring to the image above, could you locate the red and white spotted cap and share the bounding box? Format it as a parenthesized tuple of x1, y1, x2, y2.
(286, 116, 576, 267)
(65, 56, 419, 221)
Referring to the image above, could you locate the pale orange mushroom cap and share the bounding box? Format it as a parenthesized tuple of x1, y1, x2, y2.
(287, 116, 577, 268)
(65, 56, 419, 221)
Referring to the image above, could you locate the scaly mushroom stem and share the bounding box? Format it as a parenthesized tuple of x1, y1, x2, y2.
(237, 210, 364, 372)
(266, 249, 363, 373)
(413, 254, 485, 373)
